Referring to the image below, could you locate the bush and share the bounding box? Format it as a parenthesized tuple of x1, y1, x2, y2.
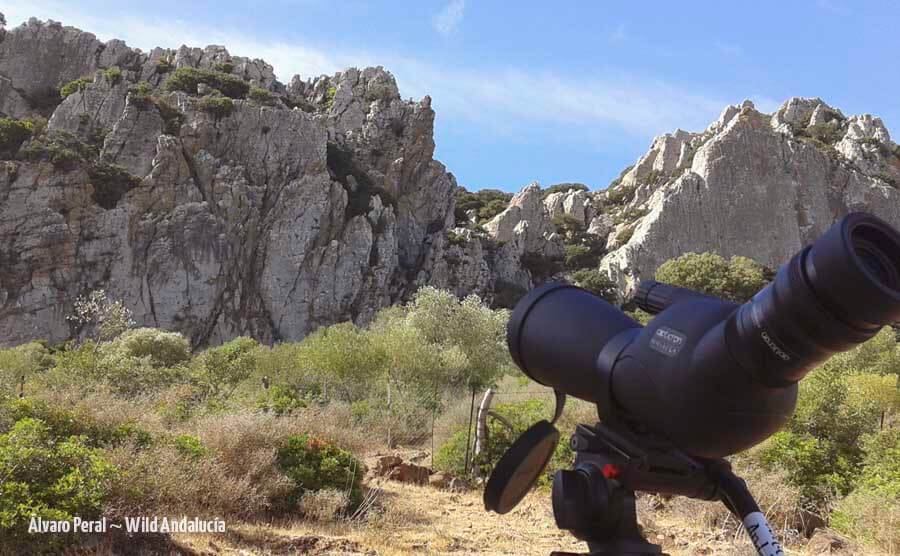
(213, 60, 234, 74)
(257, 384, 308, 415)
(18, 130, 96, 170)
(191, 337, 258, 399)
(434, 398, 572, 485)
(0, 418, 116, 554)
(453, 187, 512, 226)
(0, 342, 53, 394)
(615, 225, 635, 245)
(655, 252, 768, 303)
(109, 328, 191, 368)
(196, 95, 235, 119)
(127, 81, 154, 108)
(0, 397, 152, 449)
(324, 85, 337, 109)
(173, 434, 207, 459)
(248, 86, 276, 105)
(155, 58, 173, 73)
(276, 433, 364, 510)
(542, 183, 588, 198)
(59, 77, 92, 99)
(103, 66, 122, 85)
(0, 118, 35, 157)
(164, 67, 249, 99)
(571, 269, 617, 303)
(87, 162, 140, 209)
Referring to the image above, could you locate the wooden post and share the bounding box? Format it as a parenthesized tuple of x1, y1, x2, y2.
(475, 388, 495, 458)
(463, 387, 476, 475)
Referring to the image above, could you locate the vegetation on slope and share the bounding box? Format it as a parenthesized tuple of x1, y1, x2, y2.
(0, 252, 896, 554)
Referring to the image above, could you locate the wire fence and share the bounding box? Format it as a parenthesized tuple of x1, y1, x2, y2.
(360, 380, 558, 473)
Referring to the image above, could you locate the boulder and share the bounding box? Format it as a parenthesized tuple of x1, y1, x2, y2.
(386, 463, 432, 485)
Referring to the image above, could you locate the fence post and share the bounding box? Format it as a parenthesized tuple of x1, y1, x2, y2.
(463, 387, 476, 475)
(474, 388, 495, 479)
(475, 388, 494, 459)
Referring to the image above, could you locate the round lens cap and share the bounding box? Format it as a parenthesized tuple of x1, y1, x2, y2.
(484, 420, 560, 514)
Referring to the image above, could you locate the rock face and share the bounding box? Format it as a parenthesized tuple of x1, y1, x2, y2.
(598, 97, 900, 297)
(4, 19, 900, 347)
(0, 18, 519, 347)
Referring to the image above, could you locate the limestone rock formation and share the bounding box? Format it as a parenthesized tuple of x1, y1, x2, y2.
(599, 97, 900, 297)
(0, 18, 521, 347)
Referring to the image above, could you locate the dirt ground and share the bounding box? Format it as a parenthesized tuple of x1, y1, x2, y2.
(169, 477, 796, 556)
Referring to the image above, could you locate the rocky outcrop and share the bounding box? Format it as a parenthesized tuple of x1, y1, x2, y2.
(599, 98, 900, 297)
(0, 18, 520, 347)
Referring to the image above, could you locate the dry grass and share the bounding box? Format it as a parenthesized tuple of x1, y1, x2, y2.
(162, 475, 812, 556)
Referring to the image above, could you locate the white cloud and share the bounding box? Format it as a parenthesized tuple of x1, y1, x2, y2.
(5, 2, 731, 139)
(433, 0, 465, 36)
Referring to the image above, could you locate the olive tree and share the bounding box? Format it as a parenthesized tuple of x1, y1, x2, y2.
(654, 252, 769, 302)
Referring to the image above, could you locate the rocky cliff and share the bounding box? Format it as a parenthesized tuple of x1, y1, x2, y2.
(2, 18, 899, 347)
(597, 98, 900, 296)
(0, 18, 536, 347)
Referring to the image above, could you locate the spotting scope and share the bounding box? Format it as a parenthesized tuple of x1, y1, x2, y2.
(486, 212, 900, 556)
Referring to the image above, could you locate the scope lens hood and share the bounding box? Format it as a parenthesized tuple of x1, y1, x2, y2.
(805, 212, 900, 327)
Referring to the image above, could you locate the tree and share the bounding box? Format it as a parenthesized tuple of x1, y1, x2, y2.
(403, 287, 511, 390)
(654, 252, 768, 302)
(68, 290, 135, 344)
(571, 269, 617, 304)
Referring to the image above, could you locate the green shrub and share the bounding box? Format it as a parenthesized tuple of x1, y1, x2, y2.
(446, 229, 469, 247)
(276, 433, 364, 509)
(18, 130, 96, 170)
(191, 337, 258, 399)
(87, 162, 141, 209)
(604, 183, 635, 207)
(542, 183, 588, 199)
(435, 398, 573, 486)
(173, 434, 207, 459)
(164, 67, 249, 99)
(0, 396, 154, 450)
(571, 269, 617, 303)
(155, 58, 173, 73)
(126, 81, 154, 108)
(453, 187, 512, 226)
(213, 61, 234, 74)
(0, 342, 52, 394)
(103, 66, 122, 85)
(196, 95, 235, 119)
(615, 225, 635, 245)
(0, 118, 35, 157)
(109, 328, 191, 368)
(0, 418, 116, 554)
(655, 252, 768, 303)
(59, 77, 92, 99)
(324, 85, 337, 109)
(257, 385, 308, 415)
(248, 86, 276, 105)
(855, 428, 900, 497)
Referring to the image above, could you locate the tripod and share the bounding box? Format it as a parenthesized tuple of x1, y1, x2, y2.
(549, 422, 781, 556)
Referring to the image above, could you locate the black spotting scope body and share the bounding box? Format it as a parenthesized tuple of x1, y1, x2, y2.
(507, 212, 900, 458)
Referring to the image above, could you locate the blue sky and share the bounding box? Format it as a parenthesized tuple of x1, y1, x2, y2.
(4, 1, 899, 192)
